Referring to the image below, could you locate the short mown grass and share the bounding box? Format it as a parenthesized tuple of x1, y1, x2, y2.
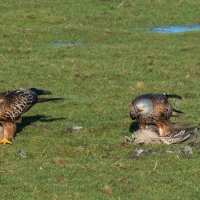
(1, 0, 200, 199)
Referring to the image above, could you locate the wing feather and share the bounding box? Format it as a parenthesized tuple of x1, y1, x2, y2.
(0, 89, 38, 121)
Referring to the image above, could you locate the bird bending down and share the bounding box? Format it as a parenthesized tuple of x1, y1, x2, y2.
(130, 93, 184, 137)
(0, 88, 64, 144)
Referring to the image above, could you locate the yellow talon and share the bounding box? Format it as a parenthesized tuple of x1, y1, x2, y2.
(0, 136, 12, 144)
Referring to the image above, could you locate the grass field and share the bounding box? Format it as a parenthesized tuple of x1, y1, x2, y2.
(1, 0, 200, 199)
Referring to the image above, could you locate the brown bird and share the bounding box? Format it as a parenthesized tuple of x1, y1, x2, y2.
(0, 88, 64, 144)
(130, 93, 184, 137)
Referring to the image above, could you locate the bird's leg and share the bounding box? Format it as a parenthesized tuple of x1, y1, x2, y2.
(0, 136, 12, 144)
(0, 121, 16, 145)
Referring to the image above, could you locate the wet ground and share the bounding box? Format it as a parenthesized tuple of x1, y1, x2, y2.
(47, 25, 200, 47)
(150, 24, 200, 33)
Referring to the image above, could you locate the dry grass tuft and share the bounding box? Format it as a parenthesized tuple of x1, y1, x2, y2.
(103, 185, 113, 195)
(136, 82, 146, 89)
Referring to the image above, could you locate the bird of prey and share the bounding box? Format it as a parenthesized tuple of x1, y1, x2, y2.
(0, 88, 64, 144)
(130, 93, 184, 137)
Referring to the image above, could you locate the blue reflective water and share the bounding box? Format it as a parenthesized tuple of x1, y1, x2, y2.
(150, 24, 200, 33)
(47, 42, 89, 46)
(129, 24, 200, 34)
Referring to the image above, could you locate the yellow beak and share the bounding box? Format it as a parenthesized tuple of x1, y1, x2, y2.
(137, 105, 143, 113)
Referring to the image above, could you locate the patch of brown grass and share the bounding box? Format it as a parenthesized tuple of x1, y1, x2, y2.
(103, 185, 113, 195)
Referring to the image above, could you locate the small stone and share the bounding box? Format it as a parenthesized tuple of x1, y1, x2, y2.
(180, 146, 193, 156)
(144, 148, 156, 155)
(188, 141, 195, 147)
(187, 151, 193, 157)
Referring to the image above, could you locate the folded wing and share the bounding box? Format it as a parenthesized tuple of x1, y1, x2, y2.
(0, 89, 37, 121)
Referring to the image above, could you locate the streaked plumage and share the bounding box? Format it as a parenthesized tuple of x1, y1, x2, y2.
(130, 93, 184, 136)
(0, 88, 64, 144)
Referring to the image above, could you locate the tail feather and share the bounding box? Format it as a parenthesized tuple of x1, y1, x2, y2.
(29, 88, 52, 95)
(166, 94, 182, 100)
(37, 98, 65, 103)
(173, 108, 184, 114)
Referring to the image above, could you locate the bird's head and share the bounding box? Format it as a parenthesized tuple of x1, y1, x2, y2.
(134, 99, 153, 116)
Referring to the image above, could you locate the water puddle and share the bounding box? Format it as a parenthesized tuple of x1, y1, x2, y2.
(129, 24, 200, 34)
(151, 24, 200, 33)
(47, 42, 89, 46)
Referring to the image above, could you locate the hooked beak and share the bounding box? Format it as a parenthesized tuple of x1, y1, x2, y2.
(137, 105, 143, 113)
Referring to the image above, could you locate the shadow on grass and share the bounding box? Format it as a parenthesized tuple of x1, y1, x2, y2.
(16, 115, 67, 134)
(129, 122, 139, 133)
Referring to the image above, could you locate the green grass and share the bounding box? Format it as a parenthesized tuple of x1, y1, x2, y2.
(1, 0, 200, 199)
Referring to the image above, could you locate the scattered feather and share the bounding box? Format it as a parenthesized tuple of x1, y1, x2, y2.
(17, 150, 26, 158)
(163, 150, 174, 154)
(173, 99, 182, 105)
(133, 149, 144, 157)
(65, 125, 83, 133)
(125, 136, 132, 142)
